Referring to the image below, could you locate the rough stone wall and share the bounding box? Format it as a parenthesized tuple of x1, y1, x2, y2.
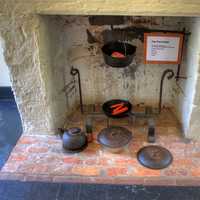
(35, 0, 200, 16)
(0, 2, 54, 134)
(37, 16, 79, 132)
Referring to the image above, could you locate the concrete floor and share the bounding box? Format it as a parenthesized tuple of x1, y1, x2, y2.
(0, 99, 22, 168)
(0, 180, 200, 200)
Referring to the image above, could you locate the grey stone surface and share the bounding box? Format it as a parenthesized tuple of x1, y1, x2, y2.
(0, 180, 200, 200)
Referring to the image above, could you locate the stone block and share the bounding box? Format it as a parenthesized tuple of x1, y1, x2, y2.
(144, 177, 176, 186)
(176, 178, 200, 186)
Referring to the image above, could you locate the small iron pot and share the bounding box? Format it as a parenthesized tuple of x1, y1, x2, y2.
(61, 127, 88, 153)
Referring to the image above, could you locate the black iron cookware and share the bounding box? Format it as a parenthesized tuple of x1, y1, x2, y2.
(102, 99, 132, 118)
(97, 126, 132, 153)
(102, 41, 136, 68)
(61, 127, 88, 153)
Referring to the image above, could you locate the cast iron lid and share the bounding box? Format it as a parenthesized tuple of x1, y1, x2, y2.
(137, 145, 173, 170)
(97, 126, 132, 148)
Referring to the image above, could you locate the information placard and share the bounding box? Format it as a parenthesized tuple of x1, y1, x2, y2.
(144, 32, 184, 64)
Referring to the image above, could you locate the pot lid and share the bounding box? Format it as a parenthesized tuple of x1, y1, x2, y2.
(137, 145, 173, 170)
(97, 126, 132, 148)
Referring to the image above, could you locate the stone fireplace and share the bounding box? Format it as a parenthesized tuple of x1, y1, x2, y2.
(2, 1, 200, 185)
(1, 1, 200, 140)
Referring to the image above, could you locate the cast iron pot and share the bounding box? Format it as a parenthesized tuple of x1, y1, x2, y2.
(102, 41, 136, 68)
(97, 126, 133, 153)
(62, 127, 88, 153)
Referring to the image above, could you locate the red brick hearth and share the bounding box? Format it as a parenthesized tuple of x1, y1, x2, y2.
(1, 108, 200, 186)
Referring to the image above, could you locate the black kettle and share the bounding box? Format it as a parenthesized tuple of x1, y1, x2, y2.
(61, 127, 88, 153)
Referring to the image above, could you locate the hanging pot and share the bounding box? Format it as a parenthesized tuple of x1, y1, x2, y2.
(102, 41, 136, 68)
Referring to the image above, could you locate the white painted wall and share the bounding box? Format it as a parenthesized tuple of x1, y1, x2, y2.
(62, 16, 184, 106)
(0, 39, 11, 86)
(172, 17, 200, 136)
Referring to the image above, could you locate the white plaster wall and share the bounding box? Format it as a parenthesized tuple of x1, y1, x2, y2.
(0, 39, 11, 87)
(172, 17, 200, 136)
(34, 15, 200, 134)
(38, 16, 78, 129)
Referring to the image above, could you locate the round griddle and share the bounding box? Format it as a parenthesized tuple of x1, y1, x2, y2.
(102, 99, 132, 118)
(137, 145, 173, 170)
(97, 126, 132, 148)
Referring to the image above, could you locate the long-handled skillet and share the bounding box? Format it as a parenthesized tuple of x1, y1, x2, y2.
(102, 99, 133, 118)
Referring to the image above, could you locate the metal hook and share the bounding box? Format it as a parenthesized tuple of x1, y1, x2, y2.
(158, 69, 175, 114)
(70, 67, 84, 114)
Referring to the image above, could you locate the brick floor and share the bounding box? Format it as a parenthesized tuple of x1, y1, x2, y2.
(1, 107, 200, 186)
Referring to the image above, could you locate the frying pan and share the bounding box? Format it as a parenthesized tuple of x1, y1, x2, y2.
(102, 99, 133, 118)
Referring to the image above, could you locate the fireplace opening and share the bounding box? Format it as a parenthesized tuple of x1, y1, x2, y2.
(3, 4, 200, 182)
(36, 15, 200, 139)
